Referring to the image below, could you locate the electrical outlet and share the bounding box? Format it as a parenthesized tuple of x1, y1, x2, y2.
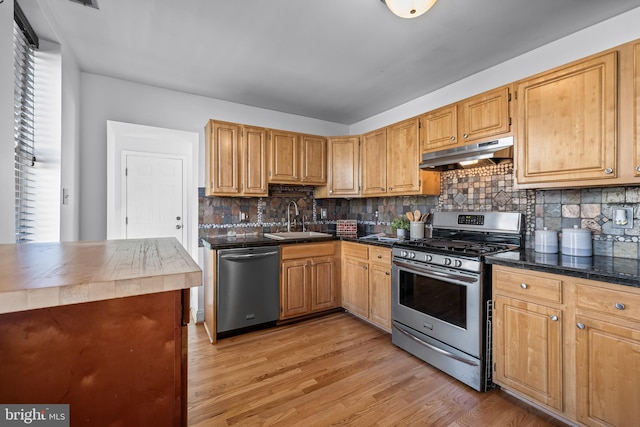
(374, 210, 379, 218)
(321, 208, 327, 219)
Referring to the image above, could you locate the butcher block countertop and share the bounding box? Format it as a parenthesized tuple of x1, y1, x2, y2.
(0, 237, 202, 315)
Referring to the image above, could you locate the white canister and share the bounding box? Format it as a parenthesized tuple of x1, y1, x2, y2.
(561, 225, 592, 257)
(535, 227, 558, 253)
(410, 222, 425, 240)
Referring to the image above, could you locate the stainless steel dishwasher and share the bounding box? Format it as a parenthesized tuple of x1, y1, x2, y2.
(216, 246, 280, 338)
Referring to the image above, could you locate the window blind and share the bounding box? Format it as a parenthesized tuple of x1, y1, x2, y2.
(13, 4, 38, 243)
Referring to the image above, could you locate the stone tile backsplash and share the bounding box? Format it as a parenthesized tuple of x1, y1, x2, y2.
(199, 162, 640, 259)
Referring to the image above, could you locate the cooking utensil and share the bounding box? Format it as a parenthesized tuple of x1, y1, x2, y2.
(414, 210, 421, 221)
(406, 212, 414, 221)
(420, 213, 429, 222)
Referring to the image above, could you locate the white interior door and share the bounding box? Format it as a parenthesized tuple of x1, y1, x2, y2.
(125, 154, 185, 243)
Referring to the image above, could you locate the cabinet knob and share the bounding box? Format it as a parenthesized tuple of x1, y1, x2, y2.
(388, 187, 393, 191)
(604, 168, 614, 174)
(363, 266, 368, 270)
(550, 315, 558, 321)
(176, 225, 182, 229)
(576, 322, 585, 330)
(463, 133, 469, 139)
(520, 283, 528, 289)
(377, 254, 382, 259)
(615, 302, 626, 310)
(450, 136, 456, 141)
(329, 190, 333, 194)
(176, 216, 181, 221)
(385, 271, 390, 276)
(636, 165, 640, 172)
(380, 187, 385, 191)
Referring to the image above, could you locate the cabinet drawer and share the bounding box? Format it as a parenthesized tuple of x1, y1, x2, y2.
(576, 283, 640, 323)
(341, 242, 368, 259)
(282, 242, 335, 260)
(494, 268, 563, 304)
(369, 247, 391, 264)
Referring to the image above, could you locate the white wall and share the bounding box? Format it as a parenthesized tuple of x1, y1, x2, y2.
(79, 74, 348, 241)
(0, 1, 15, 243)
(60, 44, 81, 242)
(350, 7, 640, 134)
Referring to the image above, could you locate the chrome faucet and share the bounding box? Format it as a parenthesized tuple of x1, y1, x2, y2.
(287, 200, 299, 232)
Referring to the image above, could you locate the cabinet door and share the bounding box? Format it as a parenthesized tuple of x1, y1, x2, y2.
(493, 296, 563, 411)
(300, 135, 327, 185)
(386, 118, 420, 195)
(326, 136, 360, 197)
(280, 259, 309, 319)
(575, 315, 640, 427)
(369, 262, 391, 332)
(361, 128, 387, 197)
(459, 86, 510, 144)
(241, 126, 268, 196)
(310, 257, 336, 312)
(341, 257, 369, 317)
(634, 42, 640, 178)
(516, 52, 617, 184)
(206, 121, 241, 195)
(269, 130, 299, 183)
(420, 105, 458, 153)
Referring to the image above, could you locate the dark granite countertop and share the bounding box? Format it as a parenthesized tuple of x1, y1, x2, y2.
(201, 233, 397, 250)
(486, 249, 640, 288)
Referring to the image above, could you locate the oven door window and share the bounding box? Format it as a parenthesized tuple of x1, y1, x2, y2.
(398, 269, 467, 329)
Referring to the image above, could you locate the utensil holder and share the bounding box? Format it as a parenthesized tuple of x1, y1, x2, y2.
(410, 222, 424, 240)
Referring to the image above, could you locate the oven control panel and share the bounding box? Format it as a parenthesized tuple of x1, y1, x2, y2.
(392, 248, 482, 273)
(458, 214, 484, 225)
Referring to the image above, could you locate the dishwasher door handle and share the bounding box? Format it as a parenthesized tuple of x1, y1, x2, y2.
(220, 251, 279, 260)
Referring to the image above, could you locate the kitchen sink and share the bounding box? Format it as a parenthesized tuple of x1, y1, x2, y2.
(263, 231, 333, 240)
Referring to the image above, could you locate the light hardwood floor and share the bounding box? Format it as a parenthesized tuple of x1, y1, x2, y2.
(188, 312, 568, 427)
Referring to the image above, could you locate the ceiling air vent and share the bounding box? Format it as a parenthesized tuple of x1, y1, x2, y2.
(69, 0, 99, 9)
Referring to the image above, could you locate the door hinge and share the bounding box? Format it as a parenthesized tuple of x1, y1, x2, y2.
(418, 180, 422, 186)
(508, 92, 512, 102)
(125, 167, 128, 176)
(125, 217, 128, 225)
(508, 117, 512, 126)
(493, 362, 496, 372)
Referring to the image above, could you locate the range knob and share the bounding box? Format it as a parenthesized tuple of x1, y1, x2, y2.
(454, 259, 462, 267)
(400, 251, 408, 257)
(426, 255, 433, 262)
(409, 252, 416, 259)
(443, 258, 452, 266)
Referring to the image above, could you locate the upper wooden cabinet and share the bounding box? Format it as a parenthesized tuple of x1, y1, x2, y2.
(316, 136, 361, 198)
(420, 86, 511, 154)
(360, 120, 440, 198)
(515, 51, 618, 186)
(268, 129, 327, 185)
(361, 128, 387, 196)
(205, 120, 268, 197)
(634, 42, 640, 178)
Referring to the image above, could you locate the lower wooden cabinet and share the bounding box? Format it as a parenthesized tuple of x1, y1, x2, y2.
(280, 242, 339, 320)
(493, 295, 563, 411)
(493, 265, 640, 427)
(341, 242, 392, 332)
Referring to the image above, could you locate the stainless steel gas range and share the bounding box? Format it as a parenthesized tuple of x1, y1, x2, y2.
(391, 211, 523, 392)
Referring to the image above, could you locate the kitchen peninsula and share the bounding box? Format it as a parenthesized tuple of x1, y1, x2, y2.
(0, 238, 201, 427)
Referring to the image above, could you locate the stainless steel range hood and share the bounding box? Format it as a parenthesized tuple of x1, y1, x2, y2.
(420, 136, 514, 170)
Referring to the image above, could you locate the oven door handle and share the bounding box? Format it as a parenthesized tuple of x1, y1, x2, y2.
(393, 261, 477, 284)
(393, 324, 479, 367)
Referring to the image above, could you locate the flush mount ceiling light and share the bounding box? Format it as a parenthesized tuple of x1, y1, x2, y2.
(381, 0, 438, 18)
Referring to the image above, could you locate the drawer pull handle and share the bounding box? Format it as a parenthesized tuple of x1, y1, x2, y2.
(550, 315, 558, 321)
(615, 302, 626, 310)
(576, 322, 585, 330)
(520, 283, 528, 289)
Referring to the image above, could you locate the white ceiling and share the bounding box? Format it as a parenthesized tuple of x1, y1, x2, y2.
(26, 0, 640, 125)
